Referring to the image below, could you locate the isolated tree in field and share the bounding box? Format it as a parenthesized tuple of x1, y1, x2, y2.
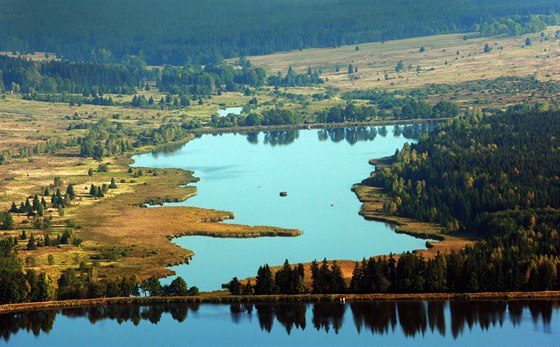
(88, 168, 94, 176)
(27, 234, 37, 250)
(66, 184, 76, 200)
(525, 37, 532, 46)
(109, 177, 118, 189)
(483, 43, 492, 53)
(347, 64, 354, 74)
(0, 211, 14, 230)
(419, 46, 425, 52)
(395, 60, 405, 73)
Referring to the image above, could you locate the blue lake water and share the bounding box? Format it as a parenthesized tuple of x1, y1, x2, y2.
(132, 125, 432, 291)
(3, 300, 560, 346)
(218, 106, 243, 117)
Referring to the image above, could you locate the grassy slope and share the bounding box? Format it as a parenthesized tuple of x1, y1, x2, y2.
(244, 27, 560, 94)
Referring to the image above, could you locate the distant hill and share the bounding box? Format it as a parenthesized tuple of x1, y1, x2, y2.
(1, 0, 558, 65)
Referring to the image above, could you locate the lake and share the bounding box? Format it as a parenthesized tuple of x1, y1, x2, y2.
(132, 125, 433, 291)
(3, 300, 559, 346)
(218, 106, 243, 117)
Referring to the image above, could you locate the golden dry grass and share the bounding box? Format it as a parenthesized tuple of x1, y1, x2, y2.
(0, 142, 299, 282)
(243, 27, 560, 91)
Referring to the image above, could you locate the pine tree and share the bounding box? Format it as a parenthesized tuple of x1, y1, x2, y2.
(27, 234, 37, 250)
(37, 203, 44, 217)
(0, 212, 14, 230)
(66, 184, 76, 200)
(255, 264, 275, 294)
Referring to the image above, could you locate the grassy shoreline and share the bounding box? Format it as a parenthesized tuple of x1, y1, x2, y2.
(2, 291, 560, 314)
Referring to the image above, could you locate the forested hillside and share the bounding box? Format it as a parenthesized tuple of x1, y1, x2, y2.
(1, 0, 558, 65)
(370, 110, 560, 233)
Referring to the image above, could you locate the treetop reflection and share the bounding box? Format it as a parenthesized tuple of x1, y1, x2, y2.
(1, 300, 557, 342)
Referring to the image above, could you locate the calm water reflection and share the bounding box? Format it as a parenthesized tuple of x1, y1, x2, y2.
(2, 300, 558, 346)
(132, 124, 437, 291)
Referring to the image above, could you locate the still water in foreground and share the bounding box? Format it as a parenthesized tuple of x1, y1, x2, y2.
(132, 125, 432, 290)
(2, 300, 559, 346)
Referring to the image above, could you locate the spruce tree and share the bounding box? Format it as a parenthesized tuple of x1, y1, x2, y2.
(27, 234, 37, 250)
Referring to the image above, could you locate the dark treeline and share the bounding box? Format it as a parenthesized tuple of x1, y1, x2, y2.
(0, 55, 143, 94)
(342, 88, 462, 120)
(371, 109, 560, 231)
(1, 300, 557, 341)
(210, 100, 453, 130)
(1, 0, 558, 65)
(77, 118, 194, 159)
(267, 67, 323, 88)
(157, 64, 267, 96)
(351, 212, 560, 294)
(210, 108, 303, 128)
(57, 269, 198, 300)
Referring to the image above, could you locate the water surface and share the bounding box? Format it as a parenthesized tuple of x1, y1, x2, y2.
(218, 107, 243, 117)
(3, 300, 559, 346)
(133, 125, 432, 290)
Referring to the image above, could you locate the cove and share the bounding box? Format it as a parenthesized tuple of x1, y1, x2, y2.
(132, 125, 433, 291)
(2, 300, 559, 346)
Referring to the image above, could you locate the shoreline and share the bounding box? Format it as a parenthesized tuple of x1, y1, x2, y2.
(351, 157, 476, 258)
(191, 118, 449, 134)
(2, 291, 560, 314)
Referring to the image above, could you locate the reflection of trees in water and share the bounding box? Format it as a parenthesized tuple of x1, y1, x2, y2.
(317, 127, 378, 145)
(378, 126, 388, 137)
(2, 300, 560, 341)
(427, 301, 446, 337)
(262, 131, 299, 146)
(351, 301, 397, 335)
(275, 303, 307, 334)
(230, 303, 254, 324)
(150, 142, 188, 158)
(450, 301, 506, 338)
(312, 303, 345, 334)
(253, 303, 308, 334)
(0, 310, 56, 342)
(255, 303, 274, 332)
(246, 132, 259, 144)
(397, 301, 428, 337)
(242, 123, 439, 147)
